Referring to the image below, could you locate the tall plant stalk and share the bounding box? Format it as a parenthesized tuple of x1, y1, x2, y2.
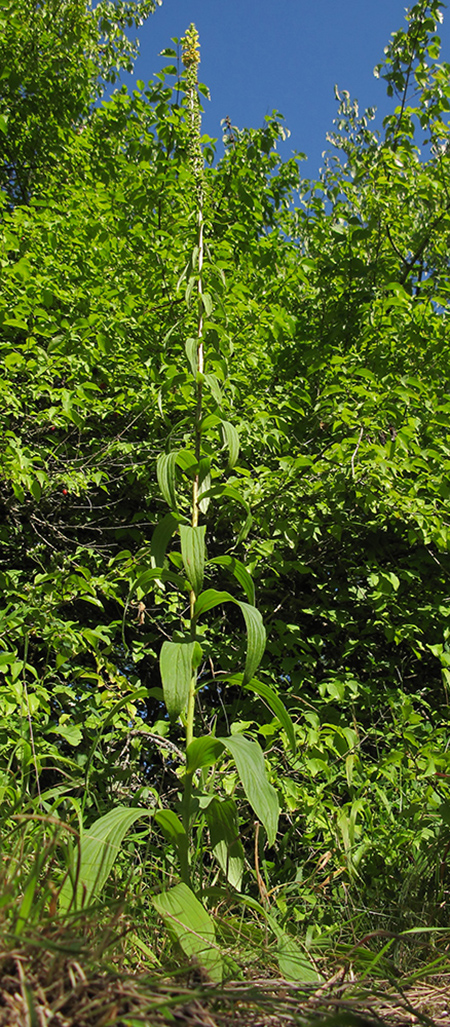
(146, 24, 281, 895)
(183, 24, 203, 754)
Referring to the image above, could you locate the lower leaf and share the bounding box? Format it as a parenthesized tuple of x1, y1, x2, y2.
(153, 883, 223, 982)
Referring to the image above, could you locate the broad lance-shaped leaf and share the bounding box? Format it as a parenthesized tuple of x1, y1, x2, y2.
(151, 512, 182, 567)
(176, 448, 197, 476)
(236, 509, 253, 545)
(198, 456, 211, 514)
(194, 589, 265, 684)
(154, 809, 186, 842)
(59, 806, 149, 912)
(133, 567, 188, 600)
(234, 895, 321, 983)
(180, 524, 206, 595)
(220, 674, 296, 754)
(155, 448, 198, 509)
(201, 291, 214, 317)
(185, 337, 198, 377)
(195, 483, 253, 540)
(264, 909, 321, 983)
(276, 932, 321, 983)
(198, 482, 249, 515)
(153, 883, 222, 983)
(186, 735, 224, 774)
(157, 452, 179, 510)
(239, 601, 266, 684)
(243, 677, 296, 754)
(198, 471, 211, 514)
(203, 372, 222, 406)
(218, 734, 279, 845)
(154, 810, 189, 876)
(220, 420, 239, 469)
(160, 640, 201, 721)
(205, 797, 244, 892)
(209, 554, 255, 605)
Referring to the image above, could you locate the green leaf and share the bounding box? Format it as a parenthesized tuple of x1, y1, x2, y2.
(15, 869, 39, 936)
(194, 589, 265, 684)
(151, 513, 181, 567)
(154, 809, 189, 872)
(205, 797, 244, 891)
(154, 809, 186, 842)
(180, 524, 206, 594)
(198, 457, 211, 514)
(243, 677, 296, 753)
(209, 555, 255, 605)
(238, 602, 266, 684)
(199, 483, 250, 517)
(236, 510, 253, 544)
(275, 931, 320, 982)
(160, 640, 197, 721)
(201, 292, 214, 317)
(176, 449, 198, 475)
(29, 479, 41, 502)
(227, 896, 321, 982)
(185, 337, 198, 377)
(194, 588, 232, 617)
(49, 723, 83, 747)
(185, 275, 195, 307)
(186, 735, 224, 773)
(134, 567, 188, 599)
(221, 420, 240, 468)
(265, 908, 321, 980)
(218, 734, 279, 845)
(204, 373, 222, 407)
(157, 452, 179, 510)
(59, 807, 149, 912)
(153, 883, 223, 982)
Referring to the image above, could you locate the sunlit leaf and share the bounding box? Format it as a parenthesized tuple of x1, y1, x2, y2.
(240, 676, 296, 753)
(218, 734, 279, 845)
(209, 555, 255, 605)
(205, 796, 244, 891)
(186, 735, 224, 773)
(151, 513, 182, 567)
(220, 420, 240, 468)
(154, 810, 189, 871)
(160, 640, 197, 720)
(180, 524, 206, 594)
(276, 931, 320, 982)
(59, 807, 150, 912)
(194, 589, 265, 682)
(153, 883, 223, 982)
(157, 452, 179, 510)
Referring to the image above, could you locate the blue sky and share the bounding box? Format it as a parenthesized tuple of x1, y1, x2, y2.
(123, 1, 450, 178)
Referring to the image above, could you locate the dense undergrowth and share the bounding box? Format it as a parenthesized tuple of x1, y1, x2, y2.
(1, 0, 450, 1015)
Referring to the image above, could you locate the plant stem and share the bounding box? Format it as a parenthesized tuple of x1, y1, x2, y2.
(183, 24, 204, 758)
(181, 29, 204, 872)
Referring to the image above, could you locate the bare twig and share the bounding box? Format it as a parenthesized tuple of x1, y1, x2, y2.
(120, 728, 186, 763)
(351, 426, 364, 479)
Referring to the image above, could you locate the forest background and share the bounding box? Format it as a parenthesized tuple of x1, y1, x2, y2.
(1, 0, 450, 1005)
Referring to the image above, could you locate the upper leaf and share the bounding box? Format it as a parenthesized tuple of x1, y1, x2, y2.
(180, 524, 206, 594)
(160, 640, 199, 721)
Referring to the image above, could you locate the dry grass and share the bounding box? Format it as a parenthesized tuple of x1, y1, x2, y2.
(1, 930, 449, 1027)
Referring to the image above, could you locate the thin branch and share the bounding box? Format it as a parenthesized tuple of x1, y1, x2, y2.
(351, 426, 364, 479)
(121, 728, 185, 763)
